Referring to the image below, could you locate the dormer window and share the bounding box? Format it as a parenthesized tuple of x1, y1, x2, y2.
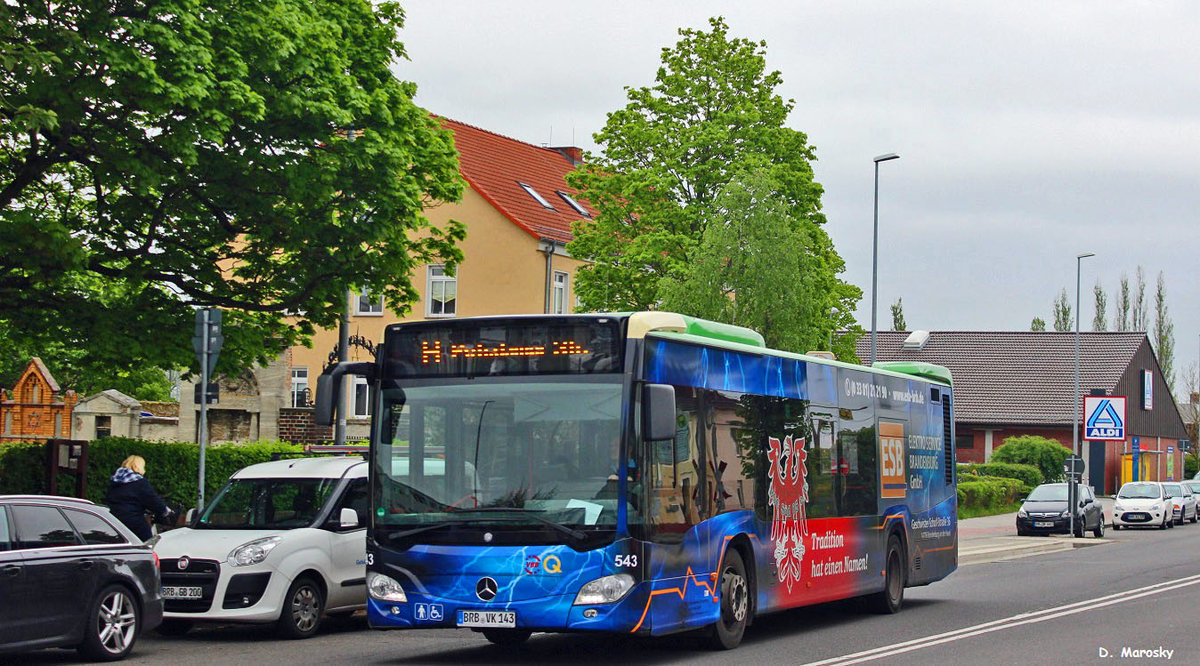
(556, 191, 590, 217)
(518, 182, 555, 210)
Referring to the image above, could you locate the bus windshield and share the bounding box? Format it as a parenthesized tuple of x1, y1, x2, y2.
(373, 377, 626, 546)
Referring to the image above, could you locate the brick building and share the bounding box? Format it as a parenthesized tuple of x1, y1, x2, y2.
(859, 331, 1188, 494)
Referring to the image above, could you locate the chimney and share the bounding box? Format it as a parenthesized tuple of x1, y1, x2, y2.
(552, 146, 583, 166)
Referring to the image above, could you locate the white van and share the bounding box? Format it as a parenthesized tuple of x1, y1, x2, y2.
(152, 457, 367, 638)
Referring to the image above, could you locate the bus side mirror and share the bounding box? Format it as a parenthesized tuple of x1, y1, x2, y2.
(315, 362, 376, 426)
(315, 374, 337, 426)
(642, 383, 676, 441)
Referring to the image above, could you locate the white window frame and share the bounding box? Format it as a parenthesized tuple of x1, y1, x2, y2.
(426, 264, 457, 318)
(290, 367, 309, 408)
(352, 377, 371, 418)
(552, 271, 569, 314)
(354, 289, 384, 316)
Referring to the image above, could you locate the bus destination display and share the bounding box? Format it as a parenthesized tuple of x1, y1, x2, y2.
(384, 319, 621, 377)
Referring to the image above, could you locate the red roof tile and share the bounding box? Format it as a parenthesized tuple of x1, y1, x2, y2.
(439, 117, 594, 245)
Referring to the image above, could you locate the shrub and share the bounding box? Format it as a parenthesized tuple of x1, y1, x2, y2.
(0, 438, 303, 510)
(957, 462, 1042, 490)
(991, 435, 1070, 483)
(957, 477, 1029, 512)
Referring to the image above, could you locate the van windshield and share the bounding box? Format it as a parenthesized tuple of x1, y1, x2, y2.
(198, 478, 339, 529)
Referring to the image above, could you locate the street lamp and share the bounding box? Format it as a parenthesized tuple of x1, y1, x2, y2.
(1071, 251, 1094, 538)
(871, 153, 900, 365)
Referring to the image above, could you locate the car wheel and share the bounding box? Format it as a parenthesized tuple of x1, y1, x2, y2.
(868, 535, 906, 615)
(481, 629, 533, 646)
(277, 576, 324, 639)
(706, 548, 750, 649)
(156, 619, 194, 636)
(1016, 528, 1031, 537)
(1160, 515, 1169, 529)
(1092, 516, 1104, 538)
(78, 584, 140, 662)
(1112, 523, 1120, 530)
(1072, 517, 1084, 538)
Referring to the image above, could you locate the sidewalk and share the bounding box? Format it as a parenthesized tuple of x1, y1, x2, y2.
(957, 497, 1113, 565)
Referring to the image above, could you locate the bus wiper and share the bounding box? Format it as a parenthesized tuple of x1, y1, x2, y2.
(451, 507, 587, 541)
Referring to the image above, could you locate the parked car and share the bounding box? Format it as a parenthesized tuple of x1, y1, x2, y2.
(1162, 482, 1198, 525)
(152, 457, 368, 638)
(1184, 480, 1200, 502)
(1111, 481, 1173, 530)
(0, 495, 163, 661)
(1016, 482, 1104, 537)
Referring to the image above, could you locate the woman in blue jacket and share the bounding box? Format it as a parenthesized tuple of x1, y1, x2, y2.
(105, 455, 171, 541)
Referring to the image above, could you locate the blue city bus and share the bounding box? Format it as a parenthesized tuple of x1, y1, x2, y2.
(316, 312, 957, 649)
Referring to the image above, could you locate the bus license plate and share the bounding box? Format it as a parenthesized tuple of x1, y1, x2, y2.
(458, 610, 516, 628)
(162, 586, 203, 599)
(1033, 521, 1053, 528)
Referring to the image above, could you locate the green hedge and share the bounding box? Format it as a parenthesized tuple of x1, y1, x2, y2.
(957, 462, 1042, 490)
(0, 437, 303, 510)
(957, 477, 1029, 512)
(991, 435, 1069, 483)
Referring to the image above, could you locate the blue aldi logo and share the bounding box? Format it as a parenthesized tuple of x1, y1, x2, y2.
(1084, 397, 1126, 441)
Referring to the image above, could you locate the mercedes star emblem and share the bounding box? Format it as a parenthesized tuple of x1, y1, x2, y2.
(476, 577, 498, 602)
(178, 556, 190, 571)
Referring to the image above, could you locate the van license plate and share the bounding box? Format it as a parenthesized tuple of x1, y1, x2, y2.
(162, 586, 203, 599)
(458, 610, 516, 628)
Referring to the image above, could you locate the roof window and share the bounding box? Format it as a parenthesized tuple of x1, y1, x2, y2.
(557, 191, 590, 217)
(518, 182, 555, 210)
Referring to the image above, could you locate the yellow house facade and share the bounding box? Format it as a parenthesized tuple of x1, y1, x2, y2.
(286, 118, 594, 434)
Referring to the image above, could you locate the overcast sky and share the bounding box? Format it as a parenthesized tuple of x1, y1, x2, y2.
(394, 1, 1200, 393)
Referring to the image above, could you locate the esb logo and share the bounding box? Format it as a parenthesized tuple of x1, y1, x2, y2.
(879, 422, 906, 499)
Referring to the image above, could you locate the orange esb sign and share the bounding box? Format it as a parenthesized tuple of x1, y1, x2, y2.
(879, 422, 906, 499)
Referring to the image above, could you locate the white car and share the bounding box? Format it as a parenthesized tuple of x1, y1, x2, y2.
(152, 457, 368, 638)
(1111, 481, 1173, 530)
(1162, 482, 1198, 525)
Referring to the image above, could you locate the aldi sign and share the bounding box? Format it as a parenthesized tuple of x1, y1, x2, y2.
(1084, 396, 1126, 441)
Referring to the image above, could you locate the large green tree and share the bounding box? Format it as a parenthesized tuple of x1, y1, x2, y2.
(567, 17, 855, 344)
(1, 0, 464, 386)
(659, 169, 861, 358)
(1153, 271, 1175, 389)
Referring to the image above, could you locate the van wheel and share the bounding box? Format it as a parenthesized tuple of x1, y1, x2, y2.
(481, 629, 532, 646)
(706, 548, 749, 650)
(277, 577, 324, 639)
(78, 584, 140, 661)
(869, 536, 906, 614)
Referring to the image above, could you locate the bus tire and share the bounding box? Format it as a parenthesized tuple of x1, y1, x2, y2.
(706, 548, 749, 650)
(481, 629, 532, 646)
(870, 535, 906, 615)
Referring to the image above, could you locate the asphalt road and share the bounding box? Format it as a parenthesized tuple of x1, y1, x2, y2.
(10, 517, 1199, 665)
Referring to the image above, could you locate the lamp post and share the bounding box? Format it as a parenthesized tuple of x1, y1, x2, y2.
(871, 153, 900, 366)
(1071, 252, 1094, 537)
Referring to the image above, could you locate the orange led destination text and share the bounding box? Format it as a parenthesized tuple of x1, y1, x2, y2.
(420, 340, 589, 364)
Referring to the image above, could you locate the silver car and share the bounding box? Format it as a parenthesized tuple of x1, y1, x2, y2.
(1162, 482, 1198, 525)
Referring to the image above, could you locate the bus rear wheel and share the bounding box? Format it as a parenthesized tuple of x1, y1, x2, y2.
(869, 535, 906, 614)
(706, 548, 749, 650)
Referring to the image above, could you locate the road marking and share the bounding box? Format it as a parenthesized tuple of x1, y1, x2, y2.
(803, 573, 1200, 665)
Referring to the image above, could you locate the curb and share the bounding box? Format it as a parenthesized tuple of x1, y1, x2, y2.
(960, 535, 1108, 565)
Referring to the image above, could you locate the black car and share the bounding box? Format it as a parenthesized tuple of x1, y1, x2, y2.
(0, 495, 164, 661)
(1016, 482, 1104, 538)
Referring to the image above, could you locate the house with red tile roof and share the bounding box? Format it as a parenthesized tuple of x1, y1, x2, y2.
(858, 330, 1188, 494)
(279, 116, 596, 439)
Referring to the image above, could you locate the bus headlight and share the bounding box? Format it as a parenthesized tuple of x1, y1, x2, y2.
(367, 572, 407, 602)
(573, 573, 634, 605)
(228, 536, 281, 567)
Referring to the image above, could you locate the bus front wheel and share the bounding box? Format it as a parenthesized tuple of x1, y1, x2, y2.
(706, 548, 749, 650)
(869, 535, 906, 614)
